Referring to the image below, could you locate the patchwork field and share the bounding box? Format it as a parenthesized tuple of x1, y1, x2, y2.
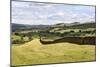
(12, 38, 96, 66)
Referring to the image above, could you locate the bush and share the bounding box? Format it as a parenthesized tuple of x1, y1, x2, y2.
(79, 30, 82, 33)
(23, 36, 29, 42)
(70, 30, 74, 33)
(83, 31, 91, 33)
(14, 32, 19, 35)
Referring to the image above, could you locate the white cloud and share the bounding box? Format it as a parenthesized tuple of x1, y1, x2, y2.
(12, 1, 30, 7)
(57, 12, 65, 16)
(12, 1, 95, 25)
(72, 14, 78, 18)
(39, 15, 46, 19)
(44, 5, 53, 8)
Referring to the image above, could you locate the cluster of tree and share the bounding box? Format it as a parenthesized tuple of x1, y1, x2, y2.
(12, 32, 34, 44)
(12, 28, 96, 44)
(12, 35, 33, 44)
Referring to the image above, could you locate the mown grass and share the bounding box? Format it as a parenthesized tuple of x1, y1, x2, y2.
(12, 39, 95, 66)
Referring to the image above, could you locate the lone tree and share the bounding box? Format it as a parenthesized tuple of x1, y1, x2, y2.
(14, 32, 19, 35)
(79, 30, 82, 33)
(70, 30, 74, 33)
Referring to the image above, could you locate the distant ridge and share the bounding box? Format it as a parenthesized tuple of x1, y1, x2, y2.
(52, 21, 95, 27)
(12, 21, 95, 32)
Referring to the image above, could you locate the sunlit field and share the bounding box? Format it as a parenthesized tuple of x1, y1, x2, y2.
(12, 39, 95, 66)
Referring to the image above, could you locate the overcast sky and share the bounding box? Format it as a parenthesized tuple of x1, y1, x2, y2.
(12, 1, 95, 25)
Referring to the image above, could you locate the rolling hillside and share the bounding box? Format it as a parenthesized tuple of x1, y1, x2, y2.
(12, 23, 50, 32)
(12, 39, 95, 66)
(12, 22, 96, 32)
(51, 22, 96, 29)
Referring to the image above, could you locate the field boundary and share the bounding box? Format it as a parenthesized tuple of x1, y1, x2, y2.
(40, 36, 96, 45)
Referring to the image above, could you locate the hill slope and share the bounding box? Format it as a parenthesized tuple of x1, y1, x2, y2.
(12, 22, 96, 32)
(52, 23, 96, 29)
(12, 39, 95, 66)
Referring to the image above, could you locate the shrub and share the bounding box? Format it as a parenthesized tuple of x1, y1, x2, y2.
(70, 30, 74, 33)
(23, 36, 29, 42)
(14, 32, 19, 35)
(79, 30, 82, 33)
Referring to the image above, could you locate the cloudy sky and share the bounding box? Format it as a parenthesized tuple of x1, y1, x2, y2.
(12, 1, 95, 25)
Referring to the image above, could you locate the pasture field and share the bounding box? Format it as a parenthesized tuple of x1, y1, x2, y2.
(12, 39, 95, 66)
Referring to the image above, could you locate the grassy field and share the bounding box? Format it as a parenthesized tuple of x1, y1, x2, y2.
(12, 38, 96, 66)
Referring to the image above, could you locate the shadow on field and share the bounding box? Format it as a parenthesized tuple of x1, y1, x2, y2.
(40, 37, 96, 45)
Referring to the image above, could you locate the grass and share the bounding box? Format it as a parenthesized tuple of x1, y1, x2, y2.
(12, 38, 96, 66)
(12, 35, 21, 41)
